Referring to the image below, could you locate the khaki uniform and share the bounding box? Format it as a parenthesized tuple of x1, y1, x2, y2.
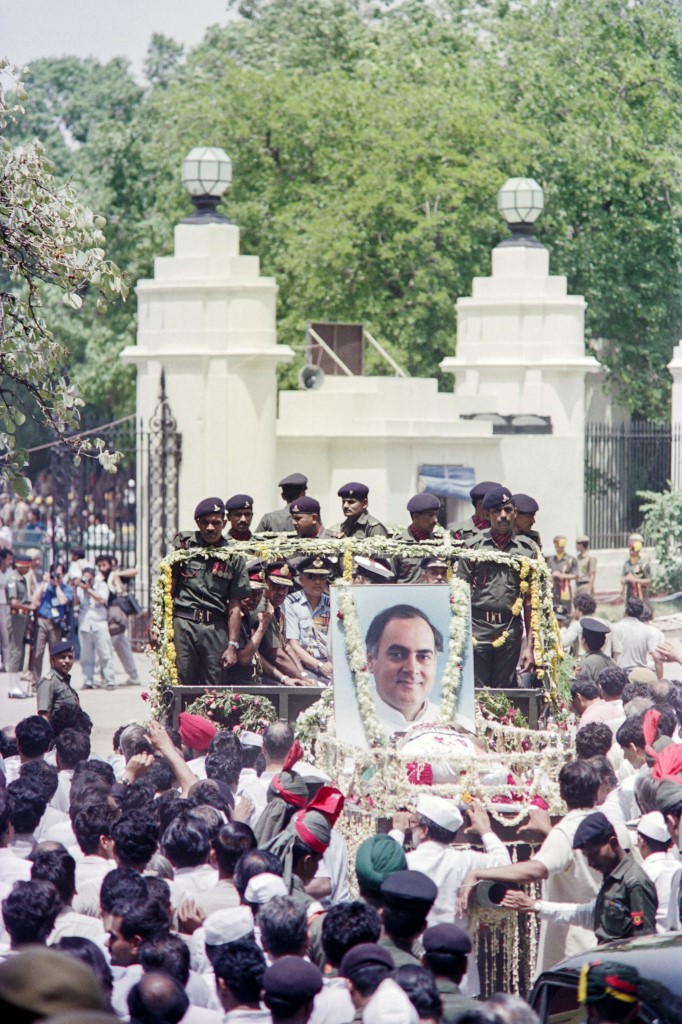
(171, 532, 250, 686)
(594, 854, 657, 943)
(378, 934, 421, 968)
(330, 511, 388, 538)
(622, 556, 651, 602)
(255, 507, 295, 534)
(449, 516, 485, 543)
(579, 650, 617, 683)
(7, 572, 31, 673)
(546, 552, 577, 609)
(394, 526, 446, 584)
(436, 979, 479, 1024)
(456, 531, 537, 688)
(36, 668, 80, 716)
(575, 552, 597, 593)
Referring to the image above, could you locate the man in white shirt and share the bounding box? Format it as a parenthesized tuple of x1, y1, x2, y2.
(613, 598, 664, 677)
(163, 814, 218, 908)
(637, 811, 681, 930)
(0, 790, 31, 886)
(73, 566, 116, 689)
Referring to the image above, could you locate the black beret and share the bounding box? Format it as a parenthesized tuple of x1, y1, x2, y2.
(470, 481, 502, 502)
(380, 869, 438, 910)
(50, 640, 74, 657)
(512, 493, 539, 514)
(338, 482, 369, 499)
(482, 487, 513, 511)
(225, 494, 253, 512)
(263, 956, 323, 1001)
(580, 617, 610, 635)
(407, 493, 440, 513)
(340, 943, 394, 978)
(297, 555, 334, 576)
(422, 923, 472, 955)
(194, 497, 225, 519)
(289, 496, 320, 515)
(572, 811, 616, 849)
(279, 473, 308, 488)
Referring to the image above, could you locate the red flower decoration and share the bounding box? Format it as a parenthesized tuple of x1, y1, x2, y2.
(140, 691, 149, 702)
(405, 761, 433, 785)
(337, 611, 344, 619)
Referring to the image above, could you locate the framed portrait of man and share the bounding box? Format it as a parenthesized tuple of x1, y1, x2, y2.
(330, 583, 475, 749)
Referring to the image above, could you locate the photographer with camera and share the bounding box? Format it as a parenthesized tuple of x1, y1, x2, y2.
(95, 554, 141, 687)
(30, 562, 73, 689)
(73, 565, 116, 690)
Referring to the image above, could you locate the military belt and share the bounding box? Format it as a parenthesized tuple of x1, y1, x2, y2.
(174, 608, 220, 625)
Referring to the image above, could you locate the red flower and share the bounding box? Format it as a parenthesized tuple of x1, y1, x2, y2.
(140, 691, 149, 702)
(337, 611, 344, 619)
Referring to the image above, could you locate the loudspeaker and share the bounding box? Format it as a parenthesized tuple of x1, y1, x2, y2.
(298, 365, 325, 390)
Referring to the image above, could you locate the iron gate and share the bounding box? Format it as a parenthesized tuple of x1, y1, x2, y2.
(584, 421, 673, 548)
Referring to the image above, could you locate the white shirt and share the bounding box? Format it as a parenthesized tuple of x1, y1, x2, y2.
(312, 829, 351, 905)
(72, 855, 116, 916)
(170, 863, 219, 907)
(52, 768, 74, 814)
(308, 977, 355, 1024)
(34, 804, 69, 842)
(49, 907, 108, 949)
(613, 617, 663, 670)
(187, 755, 208, 780)
(642, 850, 682, 930)
(78, 578, 110, 631)
(373, 695, 441, 736)
(0, 847, 31, 886)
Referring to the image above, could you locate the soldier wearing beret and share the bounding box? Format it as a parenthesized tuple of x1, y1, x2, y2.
(546, 535, 577, 612)
(262, 957, 323, 1023)
(331, 483, 388, 539)
(225, 494, 254, 542)
(284, 556, 333, 683)
(456, 487, 536, 687)
(449, 481, 500, 542)
(511, 493, 542, 549)
(289, 496, 334, 541)
(340, 943, 395, 1022)
(36, 640, 79, 718)
(421, 924, 478, 1024)
(575, 535, 597, 596)
(171, 497, 250, 686)
(395, 493, 445, 584)
(256, 474, 308, 534)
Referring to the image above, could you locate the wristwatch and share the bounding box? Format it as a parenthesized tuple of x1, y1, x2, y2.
(534, 900, 543, 913)
(227, 640, 239, 648)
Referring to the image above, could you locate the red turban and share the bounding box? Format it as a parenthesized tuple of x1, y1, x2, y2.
(306, 785, 345, 825)
(178, 712, 217, 752)
(650, 742, 682, 781)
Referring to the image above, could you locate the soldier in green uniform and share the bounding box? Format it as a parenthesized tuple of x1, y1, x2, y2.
(289, 496, 334, 540)
(575, 534, 597, 596)
(421, 924, 478, 1024)
(7, 555, 33, 698)
(395, 493, 444, 584)
(578, 618, 617, 682)
(255, 473, 308, 534)
(512, 493, 542, 549)
(621, 538, 651, 603)
(456, 487, 536, 688)
(449, 480, 500, 541)
(36, 640, 79, 718)
(546, 535, 577, 611)
(224, 494, 254, 542)
(330, 482, 388, 539)
(172, 497, 250, 686)
(379, 870, 438, 968)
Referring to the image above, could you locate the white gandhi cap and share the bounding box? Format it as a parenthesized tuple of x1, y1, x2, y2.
(637, 811, 671, 845)
(416, 794, 463, 834)
(204, 906, 255, 945)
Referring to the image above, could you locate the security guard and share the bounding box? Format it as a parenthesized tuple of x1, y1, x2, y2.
(331, 482, 388, 538)
(36, 640, 79, 718)
(449, 480, 501, 541)
(289, 496, 334, 540)
(578, 618, 617, 682)
(456, 487, 536, 687)
(621, 538, 651, 602)
(421, 924, 479, 1024)
(420, 555, 449, 584)
(256, 473, 308, 534)
(7, 555, 33, 698)
(577, 961, 641, 1024)
(225, 494, 254, 542)
(172, 497, 250, 686)
(575, 534, 597, 596)
(546, 535, 577, 611)
(379, 869, 438, 967)
(395, 493, 444, 584)
(512, 493, 541, 549)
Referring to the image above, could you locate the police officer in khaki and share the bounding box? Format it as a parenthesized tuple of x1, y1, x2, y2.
(331, 482, 388, 538)
(456, 487, 536, 687)
(172, 497, 250, 686)
(575, 534, 597, 595)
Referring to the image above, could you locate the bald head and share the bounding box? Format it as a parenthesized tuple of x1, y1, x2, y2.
(127, 972, 188, 1024)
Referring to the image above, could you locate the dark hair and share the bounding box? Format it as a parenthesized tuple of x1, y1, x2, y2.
(575, 722, 614, 759)
(570, 676, 600, 701)
(322, 901, 382, 968)
(208, 730, 242, 758)
(112, 725, 126, 751)
(119, 897, 170, 943)
(263, 722, 294, 761)
(213, 821, 257, 876)
(654, 706, 678, 738)
(0, 790, 12, 840)
(626, 597, 645, 620)
(145, 756, 176, 795)
(2, 879, 62, 944)
(599, 668, 628, 699)
(258, 895, 307, 957)
(15, 715, 53, 758)
(383, 903, 429, 942)
(19, 759, 59, 801)
(72, 758, 116, 787)
(394, 964, 443, 1020)
(622, 681, 652, 704)
(187, 779, 234, 815)
(127, 973, 189, 1024)
(573, 592, 597, 615)
(73, 800, 120, 855)
(558, 760, 600, 810)
(365, 604, 443, 658)
(616, 714, 646, 751)
(234, 849, 284, 900)
(344, 962, 392, 998)
(7, 778, 47, 833)
(189, 805, 224, 843)
(422, 948, 468, 980)
(205, 750, 241, 787)
(55, 728, 91, 769)
(100, 867, 148, 915)
(30, 847, 76, 903)
(50, 704, 93, 738)
(54, 936, 114, 1001)
(145, 875, 171, 912)
(154, 791, 186, 833)
(139, 932, 190, 986)
(588, 755, 618, 789)
(0, 726, 18, 759)
(119, 778, 158, 815)
(162, 813, 210, 868)
(112, 811, 160, 869)
(212, 940, 266, 1005)
(418, 813, 457, 845)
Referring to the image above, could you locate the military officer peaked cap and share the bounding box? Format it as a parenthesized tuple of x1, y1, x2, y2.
(407, 492, 440, 513)
(265, 561, 295, 587)
(420, 555, 448, 570)
(380, 869, 438, 911)
(297, 555, 334, 576)
(580, 617, 611, 635)
(279, 473, 308, 488)
(353, 556, 395, 583)
(225, 493, 253, 511)
(50, 640, 74, 657)
(572, 811, 616, 849)
(289, 496, 320, 515)
(194, 497, 225, 519)
(512, 493, 539, 514)
(338, 481, 369, 498)
(482, 487, 512, 511)
(470, 480, 502, 502)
